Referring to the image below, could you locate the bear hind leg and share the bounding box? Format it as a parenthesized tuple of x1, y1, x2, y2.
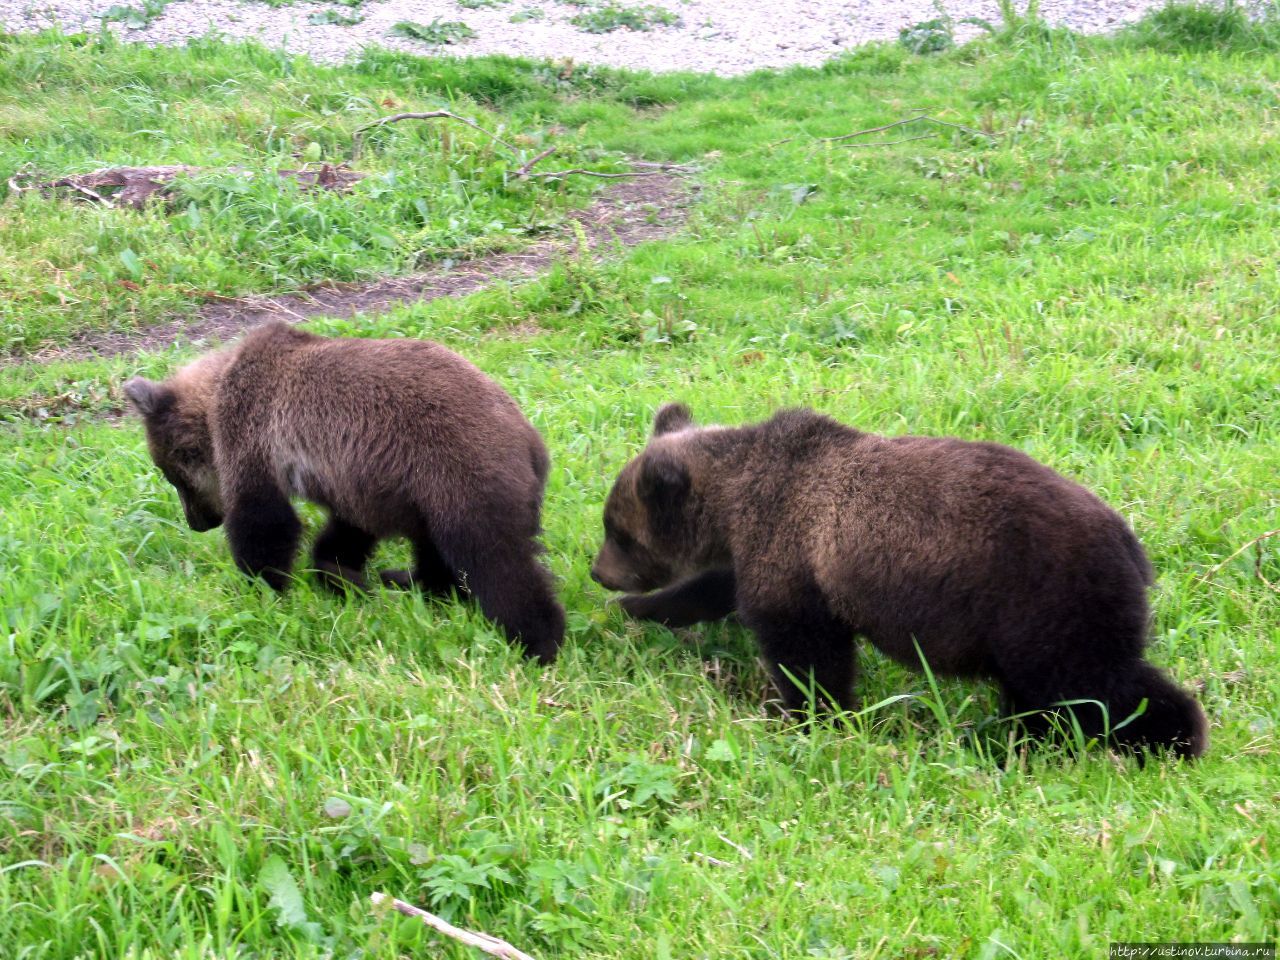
(379, 537, 463, 595)
(312, 516, 378, 592)
(999, 654, 1207, 760)
(439, 535, 565, 664)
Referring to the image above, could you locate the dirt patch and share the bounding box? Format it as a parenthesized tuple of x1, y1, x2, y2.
(8, 163, 363, 209)
(16, 173, 693, 364)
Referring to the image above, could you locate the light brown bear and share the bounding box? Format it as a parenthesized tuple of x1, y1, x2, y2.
(591, 403, 1207, 758)
(125, 321, 564, 662)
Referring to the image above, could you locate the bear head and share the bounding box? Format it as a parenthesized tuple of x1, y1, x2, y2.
(124, 368, 224, 532)
(590, 402, 707, 593)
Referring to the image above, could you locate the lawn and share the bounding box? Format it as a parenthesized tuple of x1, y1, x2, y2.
(1, 13, 1278, 959)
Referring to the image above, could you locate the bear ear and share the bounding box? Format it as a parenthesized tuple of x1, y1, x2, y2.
(652, 402, 693, 437)
(637, 447, 691, 520)
(123, 377, 170, 418)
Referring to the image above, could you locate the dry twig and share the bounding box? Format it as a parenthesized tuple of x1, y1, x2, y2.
(514, 145, 558, 178)
(522, 168, 666, 180)
(717, 833, 753, 860)
(1198, 529, 1280, 593)
(369, 893, 537, 960)
(628, 159, 698, 171)
(518, 152, 694, 180)
(693, 851, 734, 868)
(67, 181, 116, 206)
(818, 115, 928, 142)
(774, 114, 999, 148)
(841, 134, 935, 148)
(824, 114, 997, 143)
(352, 110, 518, 159)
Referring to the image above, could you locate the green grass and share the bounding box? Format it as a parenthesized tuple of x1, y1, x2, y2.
(2, 14, 1279, 959)
(1121, 0, 1280, 51)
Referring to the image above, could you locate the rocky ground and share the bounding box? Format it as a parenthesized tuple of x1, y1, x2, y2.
(2, 0, 1184, 75)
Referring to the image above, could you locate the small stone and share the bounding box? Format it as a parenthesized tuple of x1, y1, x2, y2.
(322, 797, 352, 819)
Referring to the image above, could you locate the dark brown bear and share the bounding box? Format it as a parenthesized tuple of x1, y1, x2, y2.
(591, 403, 1208, 758)
(124, 321, 564, 662)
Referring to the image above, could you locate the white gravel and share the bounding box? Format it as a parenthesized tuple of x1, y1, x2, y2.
(3, 0, 1176, 75)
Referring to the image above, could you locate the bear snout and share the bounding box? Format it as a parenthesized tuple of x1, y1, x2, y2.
(589, 560, 631, 592)
(182, 499, 223, 533)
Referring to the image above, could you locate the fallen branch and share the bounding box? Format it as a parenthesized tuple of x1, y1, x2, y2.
(369, 893, 537, 960)
(716, 833, 753, 860)
(8, 164, 363, 209)
(773, 114, 999, 148)
(352, 110, 518, 159)
(824, 114, 998, 143)
(627, 159, 699, 172)
(819, 115, 926, 142)
(522, 168, 667, 180)
(841, 134, 936, 148)
(1198, 529, 1280, 593)
(517, 155, 693, 181)
(693, 851, 734, 868)
(514, 145, 558, 178)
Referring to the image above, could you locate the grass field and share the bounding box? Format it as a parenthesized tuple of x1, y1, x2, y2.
(2, 12, 1279, 959)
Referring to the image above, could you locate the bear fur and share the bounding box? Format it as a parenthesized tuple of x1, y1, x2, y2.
(591, 403, 1208, 758)
(124, 320, 564, 662)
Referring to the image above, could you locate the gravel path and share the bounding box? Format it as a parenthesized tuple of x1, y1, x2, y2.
(4, 0, 1175, 75)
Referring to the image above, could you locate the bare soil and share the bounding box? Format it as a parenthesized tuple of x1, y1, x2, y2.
(16, 172, 692, 364)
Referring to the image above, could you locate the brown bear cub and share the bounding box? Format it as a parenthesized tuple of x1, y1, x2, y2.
(124, 320, 564, 662)
(591, 403, 1208, 758)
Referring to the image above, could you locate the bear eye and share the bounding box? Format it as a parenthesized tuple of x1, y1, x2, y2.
(160, 465, 189, 490)
(607, 522, 635, 551)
